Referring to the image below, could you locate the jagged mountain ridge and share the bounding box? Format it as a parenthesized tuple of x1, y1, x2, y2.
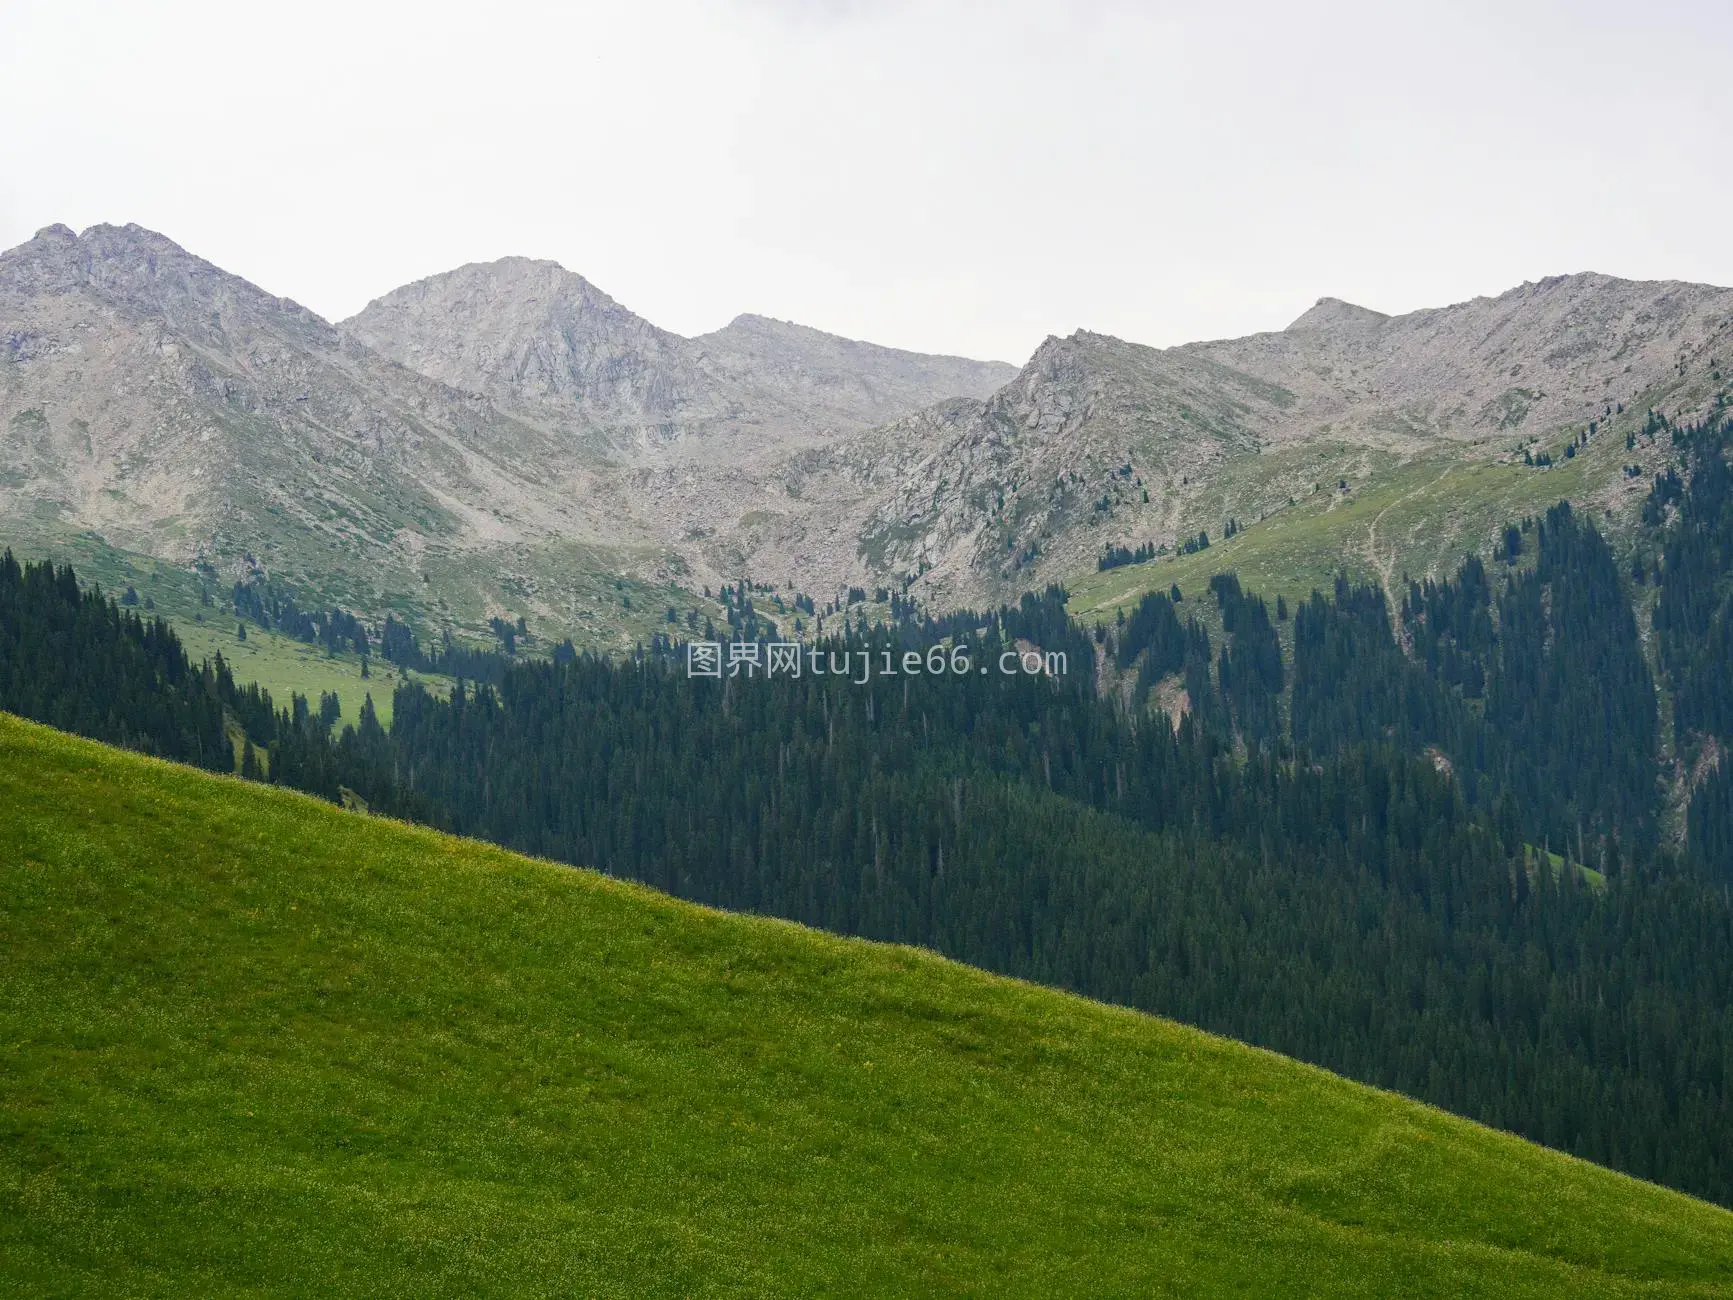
(0, 223, 1019, 640)
(1190, 272, 1733, 446)
(835, 275, 1733, 606)
(5, 220, 1731, 641)
(0, 223, 599, 576)
(341, 258, 1017, 460)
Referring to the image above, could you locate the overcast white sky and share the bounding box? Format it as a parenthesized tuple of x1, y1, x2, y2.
(2, 0, 1729, 363)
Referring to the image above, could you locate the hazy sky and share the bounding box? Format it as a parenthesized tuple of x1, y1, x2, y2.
(3, 0, 1729, 363)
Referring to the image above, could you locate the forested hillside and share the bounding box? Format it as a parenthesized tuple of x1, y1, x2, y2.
(1661, 417, 1733, 879)
(3, 415, 1731, 1207)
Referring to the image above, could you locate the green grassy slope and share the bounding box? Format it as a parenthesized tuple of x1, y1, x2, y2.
(4, 715, 1732, 1297)
(0, 524, 433, 727)
(0, 522, 717, 709)
(172, 617, 433, 731)
(1067, 423, 1667, 620)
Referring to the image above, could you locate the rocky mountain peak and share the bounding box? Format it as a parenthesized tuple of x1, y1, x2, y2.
(371, 255, 647, 333)
(1, 222, 334, 354)
(1286, 297, 1390, 331)
(706, 312, 815, 340)
(345, 259, 1016, 449)
(341, 255, 683, 414)
(1019, 329, 1111, 371)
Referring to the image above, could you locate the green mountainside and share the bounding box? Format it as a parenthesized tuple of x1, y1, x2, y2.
(1068, 428, 1652, 619)
(5, 714, 1733, 1296)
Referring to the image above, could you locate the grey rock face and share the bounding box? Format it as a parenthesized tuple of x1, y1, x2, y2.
(343, 258, 1015, 458)
(1285, 297, 1391, 331)
(342, 258, 706, 444)
(1189, 273, 1733, 447)
(5, 221, 1731, 633)
(689, 312, 1020, 436)
(0, 223, 595, 598)
(0, 224, 1019, 632)
(842, 273, 1733, 602)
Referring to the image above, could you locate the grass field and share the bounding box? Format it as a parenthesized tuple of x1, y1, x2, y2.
(0, 524, 439, 727)
(173, 617, 437, 731)
(4, 716, 1733, 1295)
(1067, 425, 1673, 620)
(0, 520, 722, 668)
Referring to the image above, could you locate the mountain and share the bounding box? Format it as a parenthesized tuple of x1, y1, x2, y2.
(5, 220, 1731, 646)
(1191, 273, 1733, 447)
(342, 257, 1016, 458)
(6, 710, 1733, 1295)
(838, 274, 1733, 607)
(0, 224, 1013, 645)
(0, 223, 610, 613)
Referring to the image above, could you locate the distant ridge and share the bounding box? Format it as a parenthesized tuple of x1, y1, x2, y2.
(4, 221, 1732, 636)
(342, 255, 1018, 448)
